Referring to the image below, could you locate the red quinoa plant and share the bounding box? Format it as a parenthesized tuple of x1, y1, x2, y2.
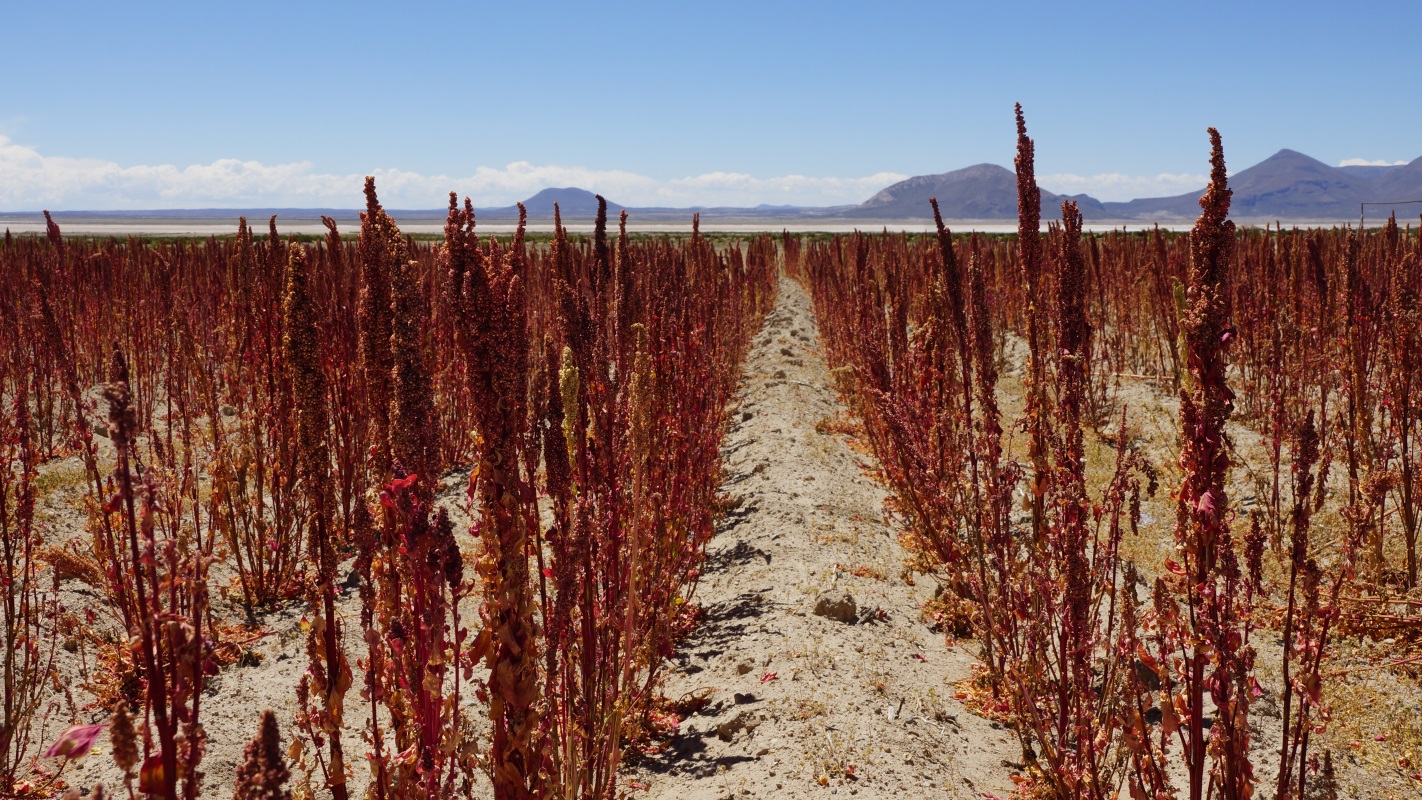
(1009, 203, 1155, 799)
(103, 347, 211, 800)
(349, 183, 483, 799)
(361, 473, 479, 798)
(1272, 411, 1358, 800)
(442, 191, 542, 800)
(234, 710, 293, 800)
(1144, 129, 1265, 800)
(358, 178, 399, 483)
(1015, 104, 1052, 547)
(285, 244, 352, 800)
(0, 332, 64, 797)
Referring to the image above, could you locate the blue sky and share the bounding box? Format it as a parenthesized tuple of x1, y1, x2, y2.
(1, 0, 1415, 210)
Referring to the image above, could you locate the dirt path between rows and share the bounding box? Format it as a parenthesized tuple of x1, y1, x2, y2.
(626, 276, 1018, 800)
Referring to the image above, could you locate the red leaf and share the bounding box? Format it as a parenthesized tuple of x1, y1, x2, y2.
(1197, 490, 1216, 516)
(43, 723, 104, 759)
(139, 753, 169, 796)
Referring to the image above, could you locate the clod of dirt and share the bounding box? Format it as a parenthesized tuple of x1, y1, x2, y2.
(779, 347, 795, 356)
(220, 404, 237, 417)
(92, 422, 109, 438)
(773, 369, 787, 379)
(813, 590, 858, 623)
(736, 659, 755, 675)
(716, 710, 760, 742)
(742, 410, 754, 422)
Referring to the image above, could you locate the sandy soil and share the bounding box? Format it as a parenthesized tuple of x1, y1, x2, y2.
(624, 276, 1019, 800)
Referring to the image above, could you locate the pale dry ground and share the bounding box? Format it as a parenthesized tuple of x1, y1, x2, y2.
(625, 276, 1020, 800)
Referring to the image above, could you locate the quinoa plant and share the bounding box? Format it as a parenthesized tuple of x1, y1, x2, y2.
(285, 245, 352, 800)
(0, 349, 64, 796)
(1149, 129, 1264, 800)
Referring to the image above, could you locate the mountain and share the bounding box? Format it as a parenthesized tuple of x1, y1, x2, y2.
(517, 187, 623, 218)
(484, 153, 1422, 226)
(455, 187, 626, 221)
(848, 150, 1422, 223)
(1102, 150, 1422, 222)
(851, 163, 1107, 220)
(1372, 156, 1422, 202)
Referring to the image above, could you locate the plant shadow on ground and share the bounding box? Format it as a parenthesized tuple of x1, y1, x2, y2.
(637, 596, 771, 777)
(626, 732, 758, 778)
(702, 540, 771, 573)
(713, 500, 758, 532)
(677, 592, 773, 662)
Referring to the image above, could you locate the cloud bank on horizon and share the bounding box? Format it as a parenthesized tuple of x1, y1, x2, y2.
(0, 136, 908, 211)
(1339, 158, 1409, 167)
(4, 136, 1405, 212)
(1037, 171, 1208, 200)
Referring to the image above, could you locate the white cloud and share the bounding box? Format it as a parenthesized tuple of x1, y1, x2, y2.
(1038, 172, 1209, 203)
(1338, 158, 1407, 167)
(0, 136, 903, 210)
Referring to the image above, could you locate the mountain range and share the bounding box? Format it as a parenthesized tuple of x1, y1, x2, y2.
(453, 149, 1422, 224)
(1094, 149, 1422, 223)
(12, 149, 1422, 227)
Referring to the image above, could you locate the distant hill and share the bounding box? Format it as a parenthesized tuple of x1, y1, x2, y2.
(459, 187, 625, 222)
(516, 187, 623, 218)
(844, 150, 1422, 223)
(849, 163, 1107, 220)
(1372, 158, 1422, 204)
(1101, 150, 1422, 222)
